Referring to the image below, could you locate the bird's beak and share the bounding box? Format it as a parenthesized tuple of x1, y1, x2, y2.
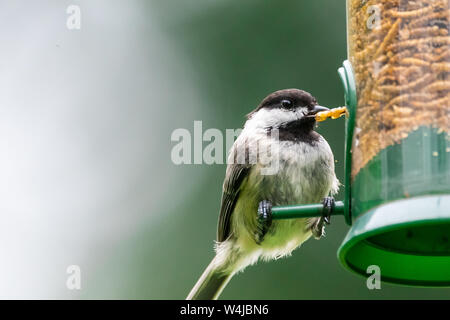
(308, 105, 329, 116)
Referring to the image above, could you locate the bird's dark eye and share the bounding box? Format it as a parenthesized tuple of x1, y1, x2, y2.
(280, 99, 293, 108)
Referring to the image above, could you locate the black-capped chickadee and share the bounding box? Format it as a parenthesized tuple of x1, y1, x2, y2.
(187, 89, 339, 300)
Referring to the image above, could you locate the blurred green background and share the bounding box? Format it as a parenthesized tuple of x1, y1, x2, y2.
(1, 0, 449, 299)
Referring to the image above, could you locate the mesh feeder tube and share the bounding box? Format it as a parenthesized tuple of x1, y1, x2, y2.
(338, 0, 450, 286)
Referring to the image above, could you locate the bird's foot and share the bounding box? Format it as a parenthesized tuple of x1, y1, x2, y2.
(311, 197, 334, 240)
(256, 200, 272, 244)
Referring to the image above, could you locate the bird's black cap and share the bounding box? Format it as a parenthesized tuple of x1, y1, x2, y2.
(248, 89, 318, 118)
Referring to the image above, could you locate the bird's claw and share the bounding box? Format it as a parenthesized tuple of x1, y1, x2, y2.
(322, 196, 334, 225)
(312, 197, 335, 239)
(256, 200, 272, 244)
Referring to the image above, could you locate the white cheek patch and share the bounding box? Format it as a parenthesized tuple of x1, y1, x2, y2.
(245, 107, 309, 131)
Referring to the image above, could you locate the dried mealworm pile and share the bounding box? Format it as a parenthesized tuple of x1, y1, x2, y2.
(348, 0, 450, 177)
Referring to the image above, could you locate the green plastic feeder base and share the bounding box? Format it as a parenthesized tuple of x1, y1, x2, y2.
(338, 195, 450, 286)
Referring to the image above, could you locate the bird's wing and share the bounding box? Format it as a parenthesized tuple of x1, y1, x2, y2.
(217, 163, 251, 242)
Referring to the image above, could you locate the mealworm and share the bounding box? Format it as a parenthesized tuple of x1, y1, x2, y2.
(374, 19, 401, 58)
(389, 49, 413, 63)
(408, 11, 448, 28)
(435, 50, 450, 61)
(388, 36, 450, 50)
(425, 81, 450, 92)
(379, 73, 433, 93)
(384, 92, 434, 109)
(407, 26, 442, 38)
(413, 52, 437, 61)
(389, 5, 435, 18)
(400, 57, 431, 67)
(431, 62, 450, 72)
(410, 96, 449, 108)
(392, 105, 414, 116)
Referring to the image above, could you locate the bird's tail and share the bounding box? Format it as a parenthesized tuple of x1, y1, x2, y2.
(186, 255, 233, 300)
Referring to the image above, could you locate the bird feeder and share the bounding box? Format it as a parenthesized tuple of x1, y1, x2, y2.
(272, 0, 450, 286)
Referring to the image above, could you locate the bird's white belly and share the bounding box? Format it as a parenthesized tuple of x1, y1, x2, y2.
(257, 159, 329, 260)
(232, 138, 338, 261)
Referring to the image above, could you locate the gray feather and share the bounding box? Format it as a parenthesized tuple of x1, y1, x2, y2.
(216, 163, 251, 242)
(186, 256, 232, 300)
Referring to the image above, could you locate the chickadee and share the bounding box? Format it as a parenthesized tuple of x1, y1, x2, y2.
(187, 89, 339, 300)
